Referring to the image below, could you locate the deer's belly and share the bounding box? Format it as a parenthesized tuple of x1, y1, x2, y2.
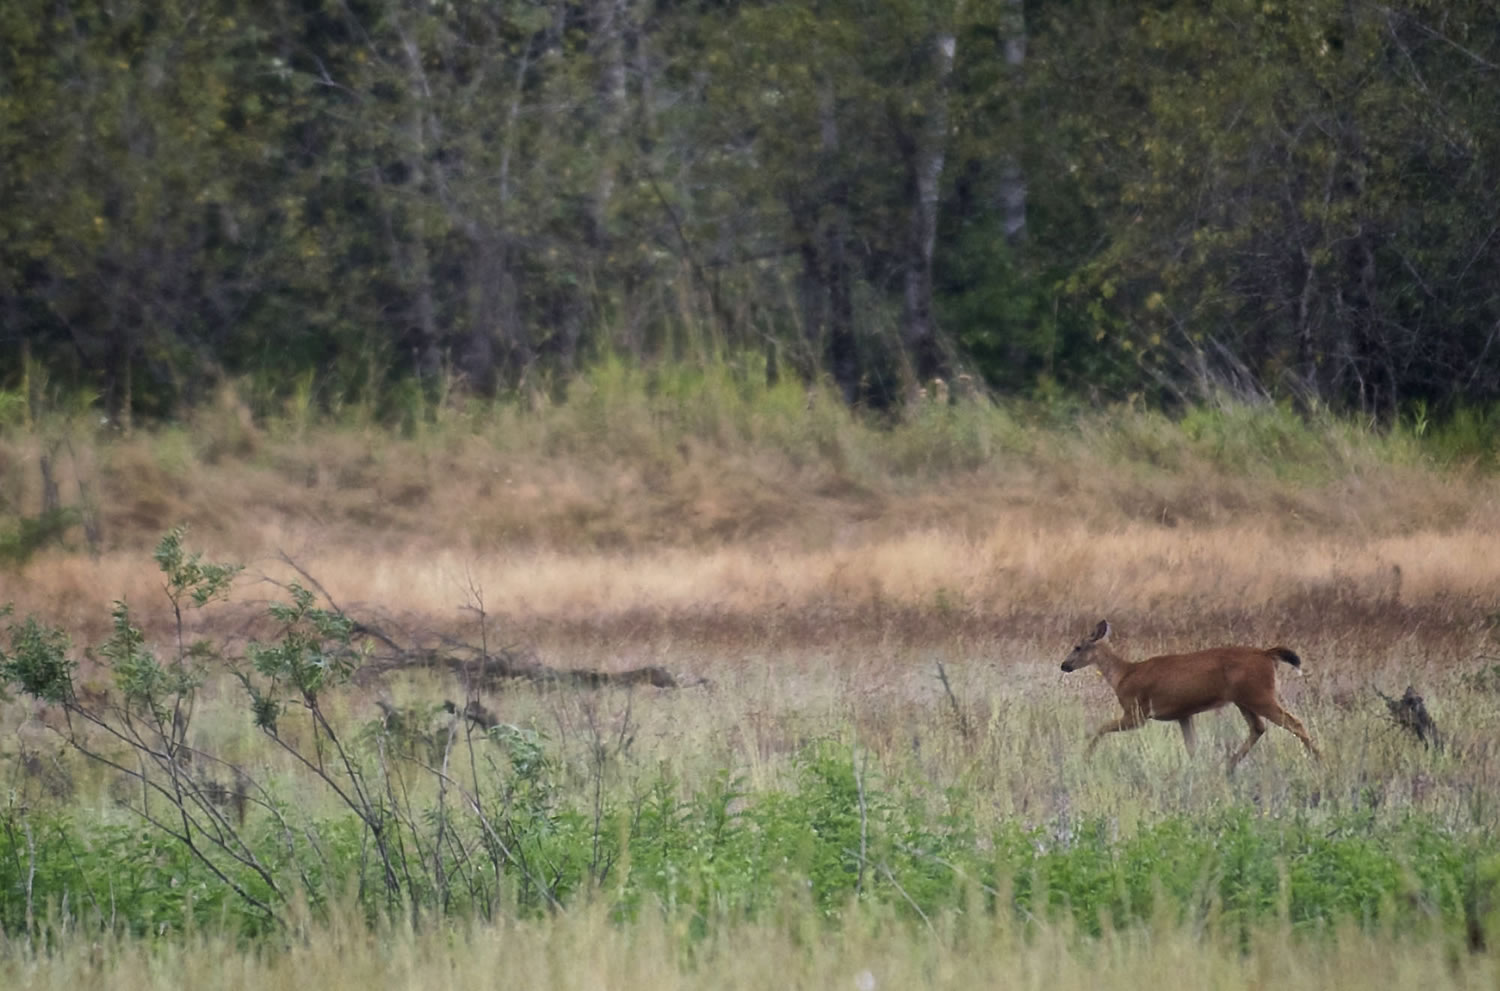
(1148, 699, 1230, 721)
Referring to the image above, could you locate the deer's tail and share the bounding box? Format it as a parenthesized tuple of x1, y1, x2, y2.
(1267, 646, 1302, 668)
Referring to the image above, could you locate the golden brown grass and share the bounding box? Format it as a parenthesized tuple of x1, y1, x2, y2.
(10, 509, 1500, 666)
(4, 389, 1500, 771)
(5, 390, 1500, 656)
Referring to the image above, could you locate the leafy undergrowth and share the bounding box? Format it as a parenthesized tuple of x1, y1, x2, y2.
(2, 745, 1496, 949)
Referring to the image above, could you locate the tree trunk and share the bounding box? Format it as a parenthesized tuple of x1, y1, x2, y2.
(819, 80, 859, 404)
(998, 0, 1027, 244)
(900, 32, 956, 386)
(826, 225, 858, 405)
(790, 80, 860, 404)
(397, 25, 443, 383)
(494, 47, 534, 385)
(591, 0, 632, 247)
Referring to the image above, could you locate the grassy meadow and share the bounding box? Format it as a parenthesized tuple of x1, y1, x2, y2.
(2, 369, 1500, 987)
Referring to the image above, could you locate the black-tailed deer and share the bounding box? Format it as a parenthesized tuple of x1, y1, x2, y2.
(1060, 620, 1319, 771)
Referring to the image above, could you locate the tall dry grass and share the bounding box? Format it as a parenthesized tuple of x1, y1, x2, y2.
(3, 382, 1498, 654)
(9, 512, 1500, 659)
(8, 621, 1496, 833)
(2, 896, 1494, 991)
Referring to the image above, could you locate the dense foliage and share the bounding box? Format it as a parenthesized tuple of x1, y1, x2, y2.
(3, 753, 1497, 944)
(2, 0, 1496, 418)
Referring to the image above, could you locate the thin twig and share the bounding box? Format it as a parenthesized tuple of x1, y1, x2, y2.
(23, 820, 36, 947)
(893, 839, 1000, 897)
(414, 757, 563, 913)
(844, 847, 932, 931)
(935, 661, 972, 739)
(853, 745, 868, 897)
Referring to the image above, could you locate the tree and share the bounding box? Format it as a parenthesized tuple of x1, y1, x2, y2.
(5, 0, 1498, 417)
(0, 0, 285, 419)
(1039, 0, 1500, 413)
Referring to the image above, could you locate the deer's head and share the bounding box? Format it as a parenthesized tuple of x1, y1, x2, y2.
(1061, 619, 1111, 672)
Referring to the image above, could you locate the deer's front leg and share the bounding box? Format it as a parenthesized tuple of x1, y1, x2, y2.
(1084, 707, 1147, 756)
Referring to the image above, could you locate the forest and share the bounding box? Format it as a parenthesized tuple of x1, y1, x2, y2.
(4, 0, 1498, 421)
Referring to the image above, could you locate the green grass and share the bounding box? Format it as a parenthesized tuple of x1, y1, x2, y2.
(4, 750, 1496, 944)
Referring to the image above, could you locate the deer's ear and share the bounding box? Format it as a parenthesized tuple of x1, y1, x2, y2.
(1092, 620, 1111, 642)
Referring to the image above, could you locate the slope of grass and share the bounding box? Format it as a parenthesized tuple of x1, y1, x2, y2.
(2, 372, 1497, 651)
(3, 370, 1500, 979)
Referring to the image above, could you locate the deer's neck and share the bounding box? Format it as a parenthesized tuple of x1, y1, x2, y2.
(1092, 648, 1134, 695)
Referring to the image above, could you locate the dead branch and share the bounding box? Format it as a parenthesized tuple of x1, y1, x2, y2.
(269, 553, 707, 691)
(1377, 684, 1442, 750)
(360, 643, 698, 691)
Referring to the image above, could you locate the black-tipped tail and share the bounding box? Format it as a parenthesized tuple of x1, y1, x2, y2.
(1267, 646, 1302, 668)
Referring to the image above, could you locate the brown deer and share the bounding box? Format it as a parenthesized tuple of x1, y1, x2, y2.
(1060, 620, 1319, 771)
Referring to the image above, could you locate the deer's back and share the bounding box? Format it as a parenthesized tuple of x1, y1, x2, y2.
(1117, 647, 1280, 720)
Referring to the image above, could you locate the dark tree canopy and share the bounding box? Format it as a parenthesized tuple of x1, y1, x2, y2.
(2, 0, 1496, 419)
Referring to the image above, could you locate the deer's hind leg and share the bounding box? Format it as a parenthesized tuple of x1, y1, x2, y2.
(1178, 717, 1197, 755)
(1258, 702, 1321, 760)
(1227, 705, 1266, 773)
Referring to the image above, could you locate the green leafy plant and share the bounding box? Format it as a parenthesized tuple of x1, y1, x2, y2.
(0, 606, 75, 703)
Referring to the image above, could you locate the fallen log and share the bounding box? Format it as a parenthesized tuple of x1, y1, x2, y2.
(272, 555, 706, 691)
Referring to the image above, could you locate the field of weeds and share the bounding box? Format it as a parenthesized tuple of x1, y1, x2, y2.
(2, 376, 1499, 987)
